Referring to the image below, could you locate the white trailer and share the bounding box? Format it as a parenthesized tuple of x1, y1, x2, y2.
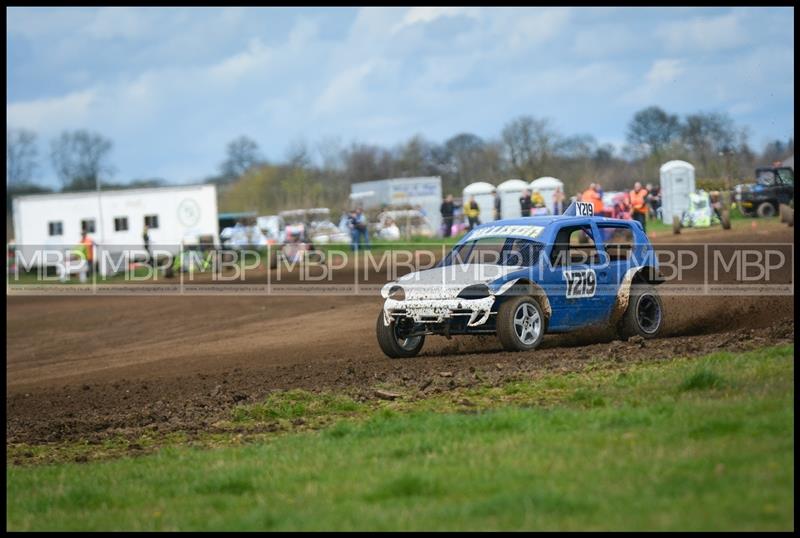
(12, 184, 219, 276)
(350, 176, 443, 234)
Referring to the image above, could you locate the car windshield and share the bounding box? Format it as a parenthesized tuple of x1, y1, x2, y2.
(440, 237, 543, 267)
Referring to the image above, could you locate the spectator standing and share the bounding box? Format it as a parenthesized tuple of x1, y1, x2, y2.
(142, 225, 152, 266)
(552, 186, 565, 215)
(493, 189, 501, 221)
(629, 182, 649, 232)
(645, 183, 661, 221)
(440, 194, 457, 237)
(348, 207, 371, 251)
(519, 189, 533, 217)
(79, 231, 96, 277)
(581, 183, 604, 215)
(465, 196, 481, 230)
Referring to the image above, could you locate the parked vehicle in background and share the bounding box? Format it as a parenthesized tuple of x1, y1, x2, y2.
(735, 166, 794, 218)
(256, 215, 286, 244)
(375, 209, 435, 240)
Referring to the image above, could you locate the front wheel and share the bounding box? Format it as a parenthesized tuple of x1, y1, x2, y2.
(376, 311, 425, 359)
(620, 284, 664, 339)
(757, 202, 776, 218)
(496, 296, 545, 352)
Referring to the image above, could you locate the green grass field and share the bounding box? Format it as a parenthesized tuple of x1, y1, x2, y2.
(7, 344, 794, 531)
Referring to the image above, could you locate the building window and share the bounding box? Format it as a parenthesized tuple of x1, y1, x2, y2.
(114, 217, 129, 232)
(81, 219, 96, 233)
(144, 214, 159, 229)
(48, 221, 63, 236)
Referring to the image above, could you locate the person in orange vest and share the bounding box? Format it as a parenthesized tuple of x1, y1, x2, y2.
(80, 231, 96, 276)
(581, 183, 604, 215)
(629, 181, 649, 232)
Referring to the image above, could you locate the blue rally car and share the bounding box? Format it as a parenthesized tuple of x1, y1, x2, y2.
(376, 201, 664, 358)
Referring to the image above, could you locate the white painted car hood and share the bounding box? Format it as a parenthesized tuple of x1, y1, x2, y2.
(388, 264, 523, 300)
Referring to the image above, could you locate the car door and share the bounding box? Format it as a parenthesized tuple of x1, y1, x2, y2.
(594, 223, 637, 319)
(776, 168, 794, 205)
(545, 223, 606, 330)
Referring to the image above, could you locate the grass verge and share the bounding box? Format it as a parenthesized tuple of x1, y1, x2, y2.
(6, 344, 794, 531)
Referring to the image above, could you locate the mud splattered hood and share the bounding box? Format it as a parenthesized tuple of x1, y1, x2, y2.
(383, 264, 523, 300)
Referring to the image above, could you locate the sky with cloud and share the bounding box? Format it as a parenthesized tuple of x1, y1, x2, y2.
(6, 7, 795, 186)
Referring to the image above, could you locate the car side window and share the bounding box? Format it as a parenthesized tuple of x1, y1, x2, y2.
(598, 225, 634, 262)
(550, 225, 599, 266)
(777, 168, 794, 186)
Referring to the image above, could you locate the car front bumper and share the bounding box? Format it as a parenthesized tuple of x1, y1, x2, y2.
(383, 296, 496, 327)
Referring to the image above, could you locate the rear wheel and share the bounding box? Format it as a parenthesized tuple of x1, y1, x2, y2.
(620, 284, 664, 340)
(376, 311, 425, 359)
(496, 296, 545, 352)
(757, 202, 776, 218)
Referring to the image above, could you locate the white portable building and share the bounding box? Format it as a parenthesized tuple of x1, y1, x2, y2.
(462, 181, 496, 225)
(659, 160, 695, 225)
(496, 179, 529, 220)
(529, 176, 565, 214)
(12, 184, 219, 276)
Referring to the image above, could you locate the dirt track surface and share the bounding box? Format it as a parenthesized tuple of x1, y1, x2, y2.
(7, 222, 795, 445)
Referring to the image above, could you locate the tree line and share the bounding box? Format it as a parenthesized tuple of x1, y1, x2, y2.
(7, 106, 794, 217)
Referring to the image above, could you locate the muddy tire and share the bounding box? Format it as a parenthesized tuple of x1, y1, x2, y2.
(496, 295, 545, 352)
(757, 202, 776, 218)
(786, 207, 794, 227)
(720, 209, 731, 230)
(620, 284, 664, 340)
(672, 215, 681, 235)
(376, 311, 425, 359)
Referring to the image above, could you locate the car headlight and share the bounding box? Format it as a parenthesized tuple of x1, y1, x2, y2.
(457, 284, 492, 300)
(382, 285, 405, 301)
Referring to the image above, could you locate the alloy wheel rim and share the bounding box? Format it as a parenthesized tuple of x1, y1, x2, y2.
(636, 294, 662, 334)
(513, 303, 541, 345)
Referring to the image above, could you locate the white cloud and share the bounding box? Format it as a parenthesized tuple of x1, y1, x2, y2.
(645, 58, 684, 85)
(208, 37, 272, 81)
(312, 61, 376, 117)
(656, 11, 749, 52)
(391, 7, 478, 33)
(6, 89, 96, 131)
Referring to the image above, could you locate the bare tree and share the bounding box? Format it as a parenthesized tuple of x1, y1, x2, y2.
(50, 130, 114, 190)
(679, 111, 751, 178)
(501, 116, 560, 180)
(220, 135, 264, 181)
(285, 138, 312, 170)
(626, 106, 681, 157)
(7, 128, 39, 186)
